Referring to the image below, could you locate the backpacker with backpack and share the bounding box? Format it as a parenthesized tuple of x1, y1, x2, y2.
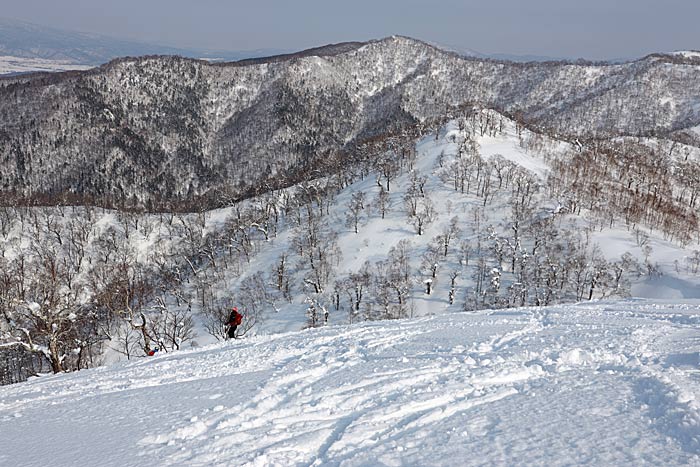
(227, 307, 242, 339)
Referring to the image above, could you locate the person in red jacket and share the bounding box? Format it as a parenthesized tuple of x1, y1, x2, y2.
(227, 307, 243, 339)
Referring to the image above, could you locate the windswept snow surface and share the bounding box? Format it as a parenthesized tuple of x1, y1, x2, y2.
(2, 300, 700, 466)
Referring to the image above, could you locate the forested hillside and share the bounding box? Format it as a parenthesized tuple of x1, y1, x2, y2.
(2, 107, 700, 385)
(1, 36, 700, 210)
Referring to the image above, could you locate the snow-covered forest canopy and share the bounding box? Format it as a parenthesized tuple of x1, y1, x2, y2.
(1, 36, 700, 210)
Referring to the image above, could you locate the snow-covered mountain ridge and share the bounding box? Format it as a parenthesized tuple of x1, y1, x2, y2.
(2, 36, 700, 209)
(1, 299, 699, 466)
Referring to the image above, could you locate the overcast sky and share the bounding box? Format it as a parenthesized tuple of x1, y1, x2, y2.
(3, 0, 699, 60)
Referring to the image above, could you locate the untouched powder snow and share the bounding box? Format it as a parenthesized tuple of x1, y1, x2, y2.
(2, 300, 700, 466)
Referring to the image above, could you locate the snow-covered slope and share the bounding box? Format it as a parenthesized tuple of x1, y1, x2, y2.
(1, 299, 699, 466)
(3, 110, 700, 381)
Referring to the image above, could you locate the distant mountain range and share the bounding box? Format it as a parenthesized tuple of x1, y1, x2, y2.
(0, 16, 640, 76)
(425, 41, 572, 63)
(0, 17, 286, 73)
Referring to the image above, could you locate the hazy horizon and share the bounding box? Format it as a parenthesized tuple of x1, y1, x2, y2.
(1, 1, 699, 61)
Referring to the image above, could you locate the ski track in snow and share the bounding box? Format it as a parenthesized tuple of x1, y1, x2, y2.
(2, 300, 700, 466)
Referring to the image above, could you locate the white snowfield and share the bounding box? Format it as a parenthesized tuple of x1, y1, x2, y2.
(2, 300, 700, 466)
(0, 55, 90, 75)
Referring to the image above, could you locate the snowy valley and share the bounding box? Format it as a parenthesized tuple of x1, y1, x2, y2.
(0, 55, 91, 76)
